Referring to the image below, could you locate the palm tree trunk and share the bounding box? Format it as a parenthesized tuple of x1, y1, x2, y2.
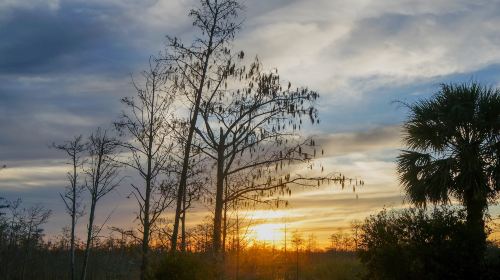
(464, 190, 487, 277)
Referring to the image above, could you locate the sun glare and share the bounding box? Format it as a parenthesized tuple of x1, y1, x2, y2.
(250, 223, 285, 243)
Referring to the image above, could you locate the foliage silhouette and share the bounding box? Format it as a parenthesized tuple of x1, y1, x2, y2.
(80, 128, 122, 280)
(358, 207, 473, 280)
(397, 82, 500, 275)
(115, 57, 178, 280)
(166, 0, 243, 253)
(153, 253, 217, 280)
(53, 135, 86, 280)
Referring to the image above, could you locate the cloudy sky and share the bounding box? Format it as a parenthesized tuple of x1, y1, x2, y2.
(2, 0, 500, 247)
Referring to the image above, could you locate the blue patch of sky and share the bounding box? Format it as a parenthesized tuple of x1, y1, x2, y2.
(318, 63, 500, 133)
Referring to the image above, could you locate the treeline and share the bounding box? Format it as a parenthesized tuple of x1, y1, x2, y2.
(0, 197, 364, 280)
(0, 197, 147, 279)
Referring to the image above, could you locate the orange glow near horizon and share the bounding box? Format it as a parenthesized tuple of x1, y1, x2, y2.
(249, 223, 285, 244)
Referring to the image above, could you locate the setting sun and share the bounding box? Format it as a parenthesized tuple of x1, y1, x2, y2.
(250, 223, 285, 243)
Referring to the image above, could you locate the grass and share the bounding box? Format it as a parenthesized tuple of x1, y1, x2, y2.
(219, 249, 365, 280)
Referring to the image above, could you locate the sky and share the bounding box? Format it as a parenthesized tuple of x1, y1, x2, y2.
(2, 0, 500, 248)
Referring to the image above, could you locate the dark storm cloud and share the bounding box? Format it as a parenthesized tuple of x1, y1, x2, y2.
(1, 9, 94, 74)
(0, 2, 149, 162)
(0, 3, 140, 75)
(0, 83, 123, 161)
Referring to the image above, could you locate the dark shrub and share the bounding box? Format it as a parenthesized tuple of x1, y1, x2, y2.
(358, 207, 472, 280)
(484, 242, 500, 279)
(153, 253, 216, 280)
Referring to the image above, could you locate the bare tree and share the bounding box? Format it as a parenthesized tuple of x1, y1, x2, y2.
(80, 128, 121, 280)
(166, 0, 243, 252)
(115, 57, 177, 280)
(194, 58, 340, 255)
(0, 199, 52, 280)
(179, 171, 206, 251)
(169, 119, 209, 251)
(20, 205, 51, 280)
(54, 136, 86, 280)
(291, 230, 304, 280)
(306, 233, 317, 253)
(351, 220, 362, 251)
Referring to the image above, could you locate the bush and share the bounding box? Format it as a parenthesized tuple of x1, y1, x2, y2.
(358, 207, 472, 280)
(484, 242, 500, 280)
(153, 253, 217, 280)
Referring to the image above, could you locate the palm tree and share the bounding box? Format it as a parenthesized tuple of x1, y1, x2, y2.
(397, 82, 500, 273)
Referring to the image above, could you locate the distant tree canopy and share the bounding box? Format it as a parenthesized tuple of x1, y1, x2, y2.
(0, 199, 51, 280)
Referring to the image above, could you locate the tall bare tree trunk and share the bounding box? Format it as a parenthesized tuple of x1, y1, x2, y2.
(55, 137, 85, 280)
(140, 93, 155, 280)
(236, 214, 239, 280)
(70, 160, 77, 280)
(171, 31, 214, 252)
(181, 189, 186, 252)
(80, 200, 96, 280)
(141, 181, 151, 280)
(116, 58, 174, 280)
(213, 128, 225, 255)
(222, 176, 229, 256)
(222, 186, 228, 256)
(80, 129, 121, 280)
(171, 129, 193, 252)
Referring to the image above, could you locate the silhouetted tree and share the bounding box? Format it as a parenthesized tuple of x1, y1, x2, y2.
(166, 0, 243, 252)
(351, 220, 362, 251)
(358, 207, 473, 280)
(169, 121, 208, 252)
(194, 57, 341, 255)
(115, 58, 177, 280)
(20, 205, 51, 280)
(80, 128, 121, 280)
(54, 136, 86, 280)
(291, 230, 304, 280)
(0, 199, 51, 280)
(397, 82, 500, 275)
(306, 233, 317, 253)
